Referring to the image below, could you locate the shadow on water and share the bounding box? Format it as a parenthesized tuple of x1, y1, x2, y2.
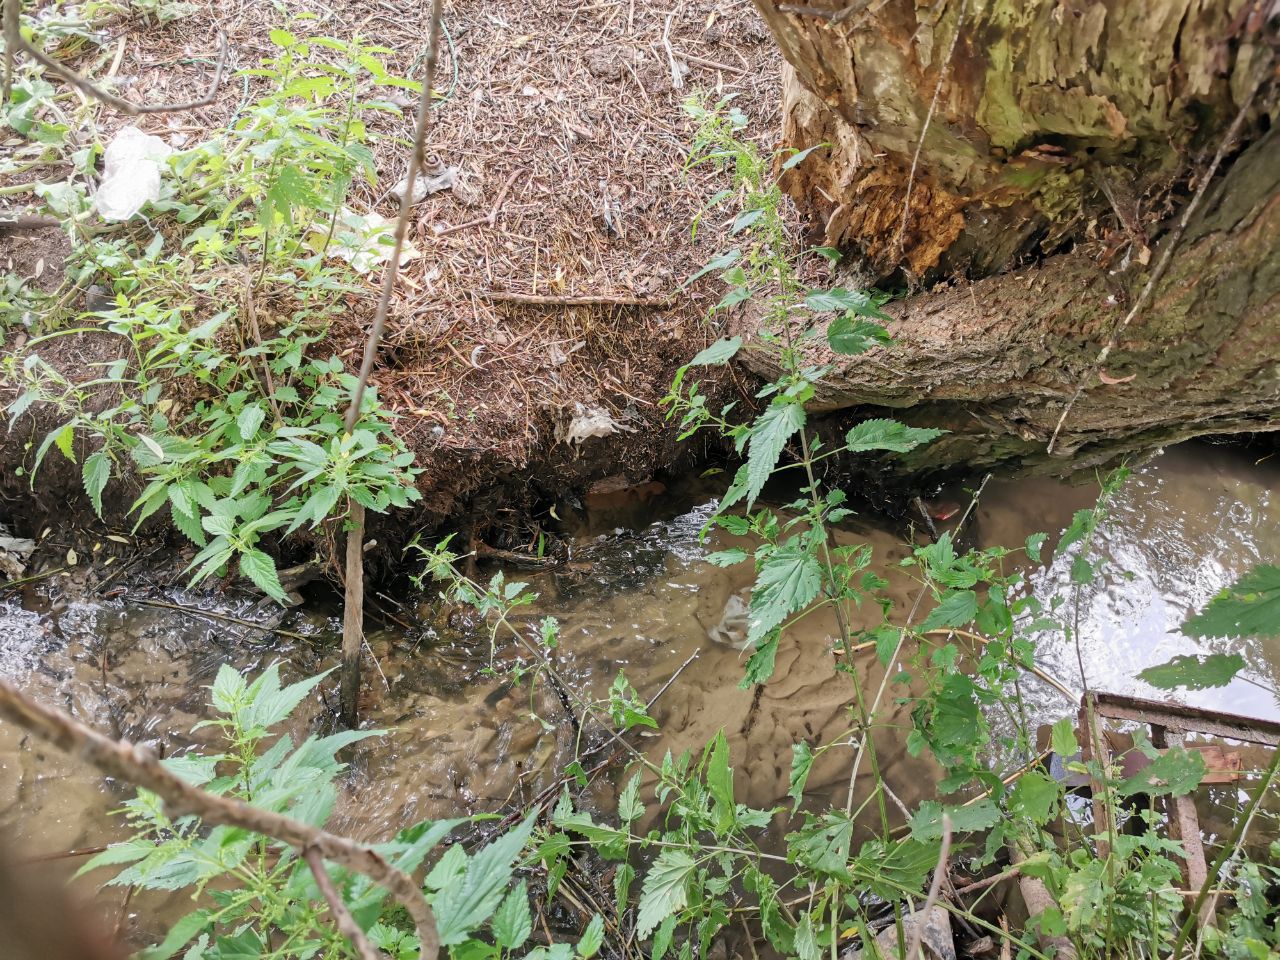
(1, 440, 1277, 940)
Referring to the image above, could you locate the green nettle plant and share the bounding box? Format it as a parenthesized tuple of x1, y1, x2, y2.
(85, 663, 607, 960)
(3, 26, 424, 598)
(509, 98, 1280, 960)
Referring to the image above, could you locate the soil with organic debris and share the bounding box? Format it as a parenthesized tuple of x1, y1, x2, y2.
(0, 0, 784, 558)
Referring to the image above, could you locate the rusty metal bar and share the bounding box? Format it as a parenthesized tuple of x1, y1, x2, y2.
(1091, 691, 1280, 746)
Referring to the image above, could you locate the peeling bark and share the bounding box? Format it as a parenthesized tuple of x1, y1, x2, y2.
(756, 0, 1276, 279)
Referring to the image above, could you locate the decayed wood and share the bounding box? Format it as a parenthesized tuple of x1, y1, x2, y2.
(737, 125, 1280, 470)
(0, 677, 441, 960)
(752, 0, 1274, 279)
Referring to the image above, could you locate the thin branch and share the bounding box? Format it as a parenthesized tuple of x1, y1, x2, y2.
(2, 0, 16, 102)
(10, 19, 229, 115)
(480, 290, 674, 308)
(0, 677, 440, 960)
(304, 846, 382, 960)
(907, 813, 951, 960)
(1046, 75, 1266, 455)
(339, 0, 445, 727)
(342, 0, 443, 435)
(432, 168, 524, 237)
(0, 215, 62, 233)
(240, 257, 283, 425)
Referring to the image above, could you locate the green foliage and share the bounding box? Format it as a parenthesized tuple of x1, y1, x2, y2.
(1182, 564, 1280, 639)
(1138, 652, 1247, 690)
(4, 27, 423, 599)
(84, 665, 608, 960)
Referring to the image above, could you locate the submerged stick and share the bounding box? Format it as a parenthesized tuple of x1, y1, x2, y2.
(0, 678, 440, 960)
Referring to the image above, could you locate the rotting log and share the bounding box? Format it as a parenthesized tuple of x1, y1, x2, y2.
(740, 0, 1279, 471)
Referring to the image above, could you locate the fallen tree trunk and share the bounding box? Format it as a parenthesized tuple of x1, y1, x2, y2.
(741, 0, 1279, 470)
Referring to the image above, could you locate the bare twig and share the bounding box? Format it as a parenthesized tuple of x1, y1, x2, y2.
(0, 215, 61, 233)
(907, 813, 951, 960)
(953, 866, 1021, 898)
(7, 12, 228, 116)
(0, 677, 440, 960)
(304, 846, 381, 960)
(647, 648, 701, 709)
(240, 258, 283, 424)
(338, 0, 446, 726)
(1046, 76, 1266, 454)
(432, 168, 523, 237)
(480, 290, 674, 308)
(2, 0, 17, 102)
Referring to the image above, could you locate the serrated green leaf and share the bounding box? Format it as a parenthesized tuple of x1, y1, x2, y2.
(741, 632, 779, 686)
(635, 849, 695, 938)
(577, 914, 605, 959)
(827, 314, 890, 355)
(492, 880, 532, 950)
(706, 547, 749, 567)
(1138, 653, 1246, 691)
(745, 401, 805, 508)
(138, 909, 213, 960)
(685, 249, 741, 287)
(749, 544, 822, 647)
(909, 798, 999, 840)
(1050, 717, 1078, 757)
(237, 403, 265, 440)
(82, 450, 111, 518)
(804, 287, 891, 319)
(919, 590, 978, 632)
(730, 208, 765, 234)
(240, 549, 286, 602)
(614, 862, 635, 916)
(618, 772, 644, 824)
(1117, 746, 1206, 797)
(688, 336, 742, 367)
(1025, 532, 1047, 563)
(788, 742, 813, 812)
(433, 812, 536, 945)
(1183, 565, 1280, 639)
(1009, 771, 1060, 824)
(707, 730, 735, 834)
(793, 911, 822, 960)
(844, 418, 945, 454)
(780, 143, 823, 171)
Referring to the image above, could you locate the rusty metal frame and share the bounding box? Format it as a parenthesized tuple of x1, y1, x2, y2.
(1076, 690, 1280, 926)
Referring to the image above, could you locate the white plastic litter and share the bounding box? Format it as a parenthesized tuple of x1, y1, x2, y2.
(94, 126, 173, 222)
(308, 208, 421, 273)
(395, 167, 458, 204)
(557, 402, 635, 446)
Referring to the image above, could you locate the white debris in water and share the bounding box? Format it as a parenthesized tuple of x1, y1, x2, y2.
(0, 523, 35, 580)
(706, 588, 751, 650)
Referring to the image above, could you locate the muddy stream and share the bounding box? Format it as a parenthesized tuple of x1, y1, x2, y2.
(2, 442, 1278, 942)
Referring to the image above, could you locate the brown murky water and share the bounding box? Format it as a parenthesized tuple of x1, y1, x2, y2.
(1, 441, 1277, 940)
